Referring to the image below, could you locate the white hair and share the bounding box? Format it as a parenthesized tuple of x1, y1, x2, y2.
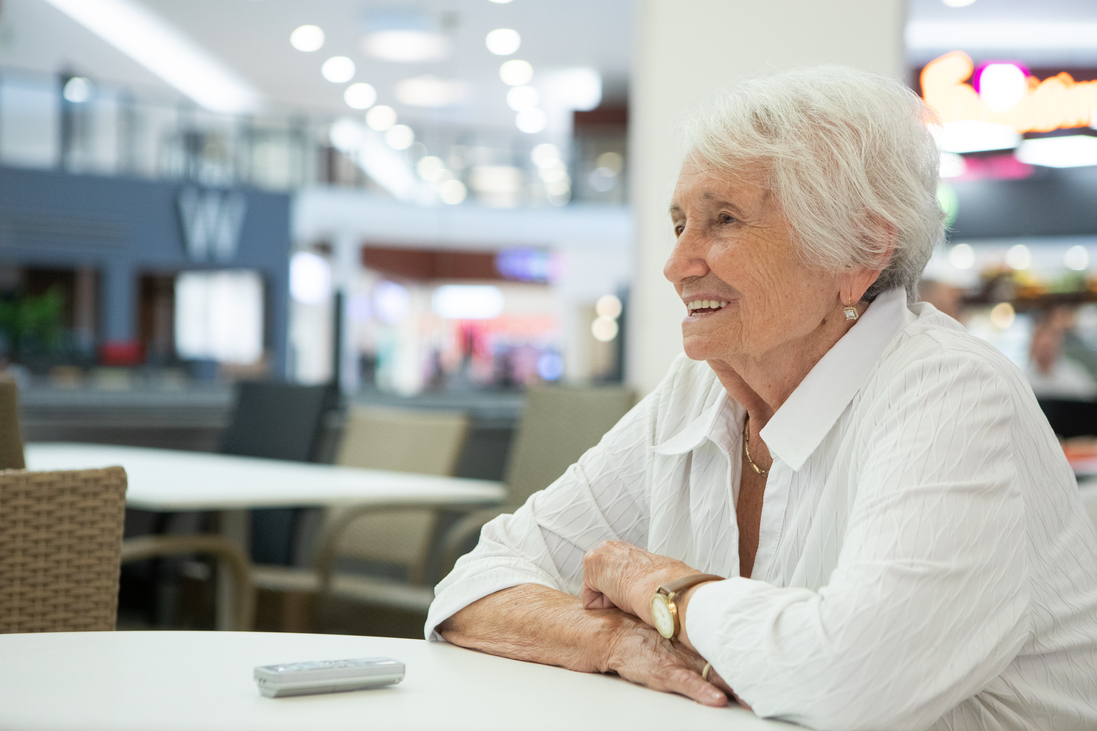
(683, 66, 945, 302)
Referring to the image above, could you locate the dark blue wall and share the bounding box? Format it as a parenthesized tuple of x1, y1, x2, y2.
(0, 166, 290, 376)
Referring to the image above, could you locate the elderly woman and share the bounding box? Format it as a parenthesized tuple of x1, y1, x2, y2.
(425, 67, 1097, 730)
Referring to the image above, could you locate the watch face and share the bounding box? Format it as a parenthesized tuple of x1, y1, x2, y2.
(651, 595, 675, 639)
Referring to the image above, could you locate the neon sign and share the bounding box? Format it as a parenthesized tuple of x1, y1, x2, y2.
(921, 51, 1097, 133)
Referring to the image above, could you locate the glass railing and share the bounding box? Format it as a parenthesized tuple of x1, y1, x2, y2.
(0, 66, 627, 206)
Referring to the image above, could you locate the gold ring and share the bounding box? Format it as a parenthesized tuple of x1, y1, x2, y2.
(701, 662, 712, 682)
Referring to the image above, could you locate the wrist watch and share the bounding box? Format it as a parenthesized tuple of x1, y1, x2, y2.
(650, 573, 723, 640)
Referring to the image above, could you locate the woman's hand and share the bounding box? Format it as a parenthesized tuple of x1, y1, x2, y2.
(605, 611, 729, 708)
(581, 540, 699, 625)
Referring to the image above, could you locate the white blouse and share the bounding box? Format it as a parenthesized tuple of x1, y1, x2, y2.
(426, 289, 1097, 731)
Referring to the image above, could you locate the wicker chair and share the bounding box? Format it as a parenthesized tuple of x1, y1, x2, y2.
(0, 467, 127, 633)
(0, 376, 26, 470)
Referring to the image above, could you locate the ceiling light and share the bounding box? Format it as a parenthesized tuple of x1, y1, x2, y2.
(1006, 244, 1031, 270)
(596, 294, 622, 320)
(362, 30, 451, 62)
(386, 124, 415, 150)
(516, 108, 547, 134)
(948, 243, 975, 269)
(990, 302, 1015, 330)
(1065, 246, 1090, 271)
(470, 165, 522, 193)
(591, 317, 619, 342)
(935, 121, 1020, 153)
(344, 83, 377, 110)
(432, 285, 503, 319)
(63, 77, 93, 103)
(486, 28, 520, 55)
(417, 155, 446, 181)
(531, 143, 560, 168)
(976, 63, 1027, 113)
(395, 76, 472, 107)
(366, 105, 397, 131)
(374, 281, 410, 325)
(506, 85, 539, 112)
(1016, 136, 1097, 168)
(596, 151, 624, 174)
(290, 252, 332, 305)
(540, 67, 602, 111)
(500, 60, 533, 86)
(41, 0, 261, 114)
(290, 25, 324, 52)
(488, 0, 514, 3)
(438, 180, 468, 205)
(322, 56, 355, 83)
(941, 0, 976, 6)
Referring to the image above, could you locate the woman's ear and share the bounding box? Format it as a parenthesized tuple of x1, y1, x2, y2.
(847, 217, 898, 301)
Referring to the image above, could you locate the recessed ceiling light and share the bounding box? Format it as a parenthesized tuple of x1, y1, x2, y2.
(321, 56, 355, 83)
(386, 124, 415, 150)
(362, 30, 451, 62)
(506, 85, 538, 111)
(344, 82, 377, 109)
(531, 143, 560, 168)
(488, 0, 514, 3)
(290, 25, 324, 52)
(486, 29, 520, 55)
(1016, 136, 1097, 168)
(63, 77, 93, 103)
(941, 0, 976, 6)
(516, 108, 546, 134)
(366, 105, 397, 131)
(395, 76, 472, 107)
(500, 60, 533, 86)
(438, 180, 469, 206)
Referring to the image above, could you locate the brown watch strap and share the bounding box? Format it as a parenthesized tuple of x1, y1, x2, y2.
(659, 573, 724, 597)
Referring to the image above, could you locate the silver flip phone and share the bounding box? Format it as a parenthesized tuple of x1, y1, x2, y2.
(254, 657, 405, 698)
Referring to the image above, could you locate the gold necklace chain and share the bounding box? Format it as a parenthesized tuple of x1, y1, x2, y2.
(743, 416, 768, 476)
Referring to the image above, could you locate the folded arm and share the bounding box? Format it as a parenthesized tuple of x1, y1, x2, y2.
(438, 583, 728, 707)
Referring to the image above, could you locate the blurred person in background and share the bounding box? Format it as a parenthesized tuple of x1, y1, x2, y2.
(1026, 307, 1097, 400)
(427, 67, 1097, 730)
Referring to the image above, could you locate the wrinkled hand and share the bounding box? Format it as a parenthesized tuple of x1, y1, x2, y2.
(605, 611, 730, 707)
(581, 540, 698, 625)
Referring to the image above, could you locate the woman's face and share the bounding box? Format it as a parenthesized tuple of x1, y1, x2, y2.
(664, 160, 846, 367)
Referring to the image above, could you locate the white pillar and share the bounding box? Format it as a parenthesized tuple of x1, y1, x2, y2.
(628, 0, 906, 395)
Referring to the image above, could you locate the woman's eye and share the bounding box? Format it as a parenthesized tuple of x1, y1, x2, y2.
(674, 225, 684, 236)
(718, 213, 736, 225)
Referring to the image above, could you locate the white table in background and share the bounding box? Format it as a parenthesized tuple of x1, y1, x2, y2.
(24, 443, 505, 629)
(0, 632, 786, 731)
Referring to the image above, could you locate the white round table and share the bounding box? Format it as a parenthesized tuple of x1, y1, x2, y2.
(0, 632, 785, 731)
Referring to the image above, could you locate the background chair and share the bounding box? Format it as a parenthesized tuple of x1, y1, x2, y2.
(220, 381, 335, 566)
(0, 376, 26, 470)
(437, 384, 636, 580)
(0, 467, 127, 633)
(250, 405, 471, 632)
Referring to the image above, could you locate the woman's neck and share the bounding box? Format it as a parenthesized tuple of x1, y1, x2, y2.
(708, 303, 862, 432)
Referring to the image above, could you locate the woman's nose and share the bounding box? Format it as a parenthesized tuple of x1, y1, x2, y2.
(663, 227, 710, 284)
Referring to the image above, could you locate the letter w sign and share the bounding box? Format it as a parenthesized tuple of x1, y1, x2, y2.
(177, 186, 247, 263)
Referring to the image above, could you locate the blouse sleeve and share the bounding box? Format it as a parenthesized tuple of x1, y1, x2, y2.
(424, 384, 657, 640)
(686, 348, 1032, 731)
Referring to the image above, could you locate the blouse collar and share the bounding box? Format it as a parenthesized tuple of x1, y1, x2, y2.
(760, 288, 911, 471)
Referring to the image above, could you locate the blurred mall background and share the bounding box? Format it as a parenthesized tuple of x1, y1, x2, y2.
(3, 0, 1097, 631)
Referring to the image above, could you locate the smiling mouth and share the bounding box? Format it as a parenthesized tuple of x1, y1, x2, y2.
(685, 299, 729, 316)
